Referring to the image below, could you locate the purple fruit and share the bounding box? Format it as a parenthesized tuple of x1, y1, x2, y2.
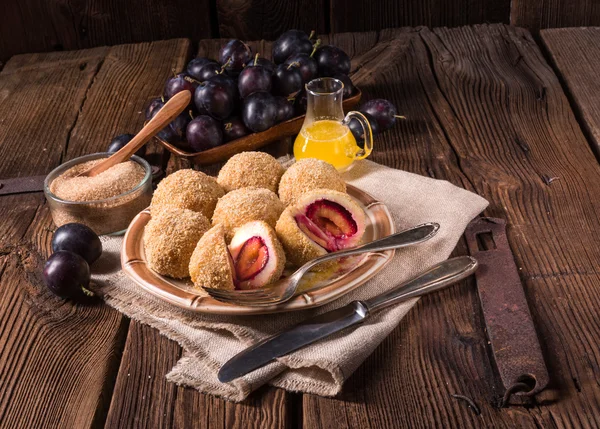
(284, 53, 318, 83)
(145, 97, 164, 120)
(43, 251, 91, 299)
(272, 30, 313, 64)
(219, 39, 252, 73)
(314, 45, 351, 77)
(238, 65, 272, 98)
(273, 64, 303, 97)
(164, 73, 198, 101)
(360, 99, 399, 131)
(186, 115, 223, 151)
(222, 116, 249, 142)
(51, 223, 102, 264)
(245, 56, 275, 74)
(107, 133, 146, 157)
(293, 90, 308, 115)
(187, 58, 220, 81)
(274, 96, 294, 122)
(149, 105, 191, 148)
(333, 74, 355, 99)
(242, 92, 277, 132)
(348, 112, 379, 144)
(194, 79, 236, 120)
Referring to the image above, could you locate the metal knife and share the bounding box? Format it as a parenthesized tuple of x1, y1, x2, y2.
(218, 256, 478, 383)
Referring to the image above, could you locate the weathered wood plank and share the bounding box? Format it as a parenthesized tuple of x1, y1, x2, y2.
(216, 0, 326, 41)
(0, 47, 133, 429)
(0, 0, 212, 62)
(303, 24, 600, 428)
(329, 0, 510, 34)
(511, 0, 600, 33)
(540, 27, 600, 160)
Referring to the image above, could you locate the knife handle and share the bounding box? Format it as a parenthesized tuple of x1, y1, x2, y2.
(363, 256, 478, 313)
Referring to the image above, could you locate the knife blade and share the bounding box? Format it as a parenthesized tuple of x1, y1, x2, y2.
(218, 256, 478, 383)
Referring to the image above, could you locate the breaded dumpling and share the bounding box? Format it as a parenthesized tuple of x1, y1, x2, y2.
(151, 169, 224, 219)
(212, 187, 285, 241)
(144, 207, 211, 278)
(217, 151, 284, 193)
(278, 158, 346, 205)
(189, 224, 235, 290)
(276, 189, 366, 270)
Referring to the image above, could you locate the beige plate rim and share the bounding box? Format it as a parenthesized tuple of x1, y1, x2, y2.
(121, 184, 396, 315)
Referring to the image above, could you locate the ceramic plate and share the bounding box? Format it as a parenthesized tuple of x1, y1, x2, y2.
(121, 184, 395, 315)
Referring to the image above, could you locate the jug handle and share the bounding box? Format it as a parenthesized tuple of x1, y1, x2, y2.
(343, 111, 373, 160)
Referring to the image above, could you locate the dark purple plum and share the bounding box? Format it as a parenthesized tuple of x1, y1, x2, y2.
(273, 64, 303, 97)
(242, 92, 277, 132)
(187, 58, 220, 81)
(348, 112, 379, 146)
(245, 55, 275, 74)
(333, 74, 355, 99)
(222, 116, 249, 142)
(43, 251, 92, 299)
(194, 79, 236, 120)
(107, 133, 146, 157)
(51, 223, 102, 264)
(186, 115, 223, 151)
(149, 106, 191, 148)
(145, 97, 164, 120)
(314, 45, 351, 77)
(238, 65, 272, 98)
(360, 99, 399, 131)
(219, 39, 252, 73)
(293, 90, 308, 115)
(274, 96, 294, 122)
(209, 73, 239, 99)
(284, 53, 318, 83)
(272, 30, 313, 64)
(164, 73, 198, 101)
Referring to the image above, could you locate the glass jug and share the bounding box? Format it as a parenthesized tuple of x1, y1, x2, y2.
(294, 78, 373, 171)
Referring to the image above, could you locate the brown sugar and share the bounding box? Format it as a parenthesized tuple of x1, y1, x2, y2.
(47, 159, 151, 235)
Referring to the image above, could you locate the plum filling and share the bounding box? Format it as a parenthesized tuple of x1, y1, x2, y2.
(233, 236, 269, 282)
(295, 199, 358, 252)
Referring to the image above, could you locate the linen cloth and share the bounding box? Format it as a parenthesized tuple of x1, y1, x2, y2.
(91, 160, 488, 402)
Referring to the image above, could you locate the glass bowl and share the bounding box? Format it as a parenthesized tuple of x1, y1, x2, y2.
(44, 153, 152, 235)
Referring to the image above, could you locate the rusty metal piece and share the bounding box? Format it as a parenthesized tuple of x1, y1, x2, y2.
(0, 175, 46, 196)
(465, 217, 549, 404)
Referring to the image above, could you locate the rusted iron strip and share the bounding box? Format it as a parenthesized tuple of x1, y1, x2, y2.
(465, 217, 549, 404)
(0, 175, 46, 196)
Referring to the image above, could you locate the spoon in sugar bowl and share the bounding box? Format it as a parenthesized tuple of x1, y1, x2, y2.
(79, 90, 192, 177)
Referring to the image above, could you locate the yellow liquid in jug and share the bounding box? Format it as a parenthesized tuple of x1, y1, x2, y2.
(293, 120, 359, 171)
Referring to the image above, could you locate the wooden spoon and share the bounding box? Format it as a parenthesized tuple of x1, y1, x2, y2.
(81, 90, 192, 177)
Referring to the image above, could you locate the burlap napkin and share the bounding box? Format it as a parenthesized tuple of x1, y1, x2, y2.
(91, 160, 488, 402)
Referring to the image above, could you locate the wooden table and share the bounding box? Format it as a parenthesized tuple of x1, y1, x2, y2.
(1, 24, 600, 428)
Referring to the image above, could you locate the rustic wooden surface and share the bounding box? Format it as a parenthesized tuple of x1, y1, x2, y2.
(2, 24, 600, 428)
(5, 0, 600, 62)
(511, 0, 600, 33)
(541, 27, 600, 160)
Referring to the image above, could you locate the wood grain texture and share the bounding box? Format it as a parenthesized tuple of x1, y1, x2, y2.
(329, 0, 510, 33)
(0, 0, 211, 62)
(541, 27, 600, 160)
(0, 47, 130, 429)
(216, 0, 326, 41)
(303, 25, 600, 428)
(511, 0, 600, 32)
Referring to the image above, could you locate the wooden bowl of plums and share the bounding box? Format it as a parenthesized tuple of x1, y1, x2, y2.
(139, 30, 400, 165)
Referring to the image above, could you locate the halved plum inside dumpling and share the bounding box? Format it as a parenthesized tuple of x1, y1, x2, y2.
(276, 189, 366, 268)
(229, 221, 286, 290)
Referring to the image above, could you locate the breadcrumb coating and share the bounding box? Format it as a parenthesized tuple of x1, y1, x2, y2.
(212, 187, 285, 241)
(217, 151, 285, 193)
(278, 158, 346, 205)
(151, 169, 224, 219)
(144, 207, 211, 278)
(189, 224, 235, 290)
